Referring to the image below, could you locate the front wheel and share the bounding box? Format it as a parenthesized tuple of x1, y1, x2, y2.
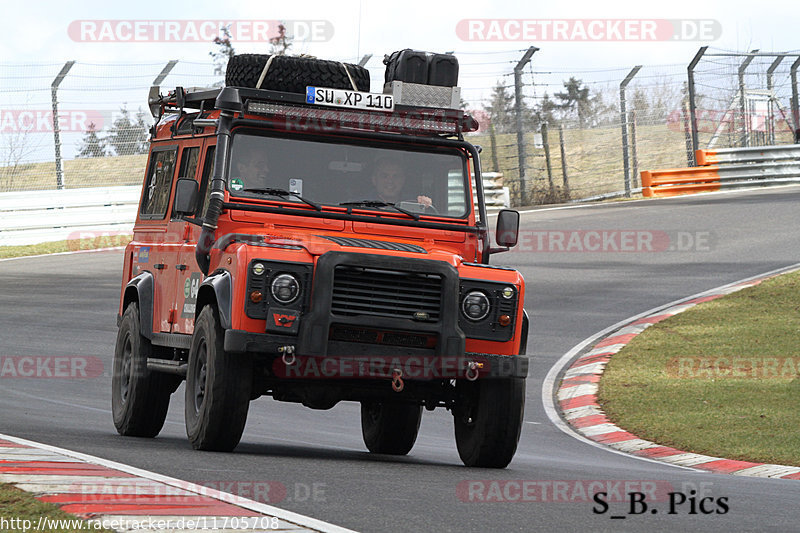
(361, 401, 423, 455)
(112, 302, 172, 437)
(453, 377, 526, 468)
(185, 305, 252, 451)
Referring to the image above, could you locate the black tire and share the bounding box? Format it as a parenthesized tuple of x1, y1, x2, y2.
(185, 305, 252, 451)
(226, 54, 370, 94)
(361, 401, 423, 455)
(454, 377, 526, 468)
(112, 303, 172, 437)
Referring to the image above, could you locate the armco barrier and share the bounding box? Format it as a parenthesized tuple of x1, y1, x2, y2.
(642, 143, 800, 197)
(0, 186, 139, 246)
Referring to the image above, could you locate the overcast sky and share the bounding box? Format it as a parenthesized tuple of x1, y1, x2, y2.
(5, 0, 798, 79)
(2, 0, 799, 161)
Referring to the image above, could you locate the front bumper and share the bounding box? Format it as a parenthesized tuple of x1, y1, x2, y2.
(224, 328, 528, 379)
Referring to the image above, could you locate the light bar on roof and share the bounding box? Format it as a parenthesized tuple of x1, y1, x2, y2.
(246, 101, 458, 135)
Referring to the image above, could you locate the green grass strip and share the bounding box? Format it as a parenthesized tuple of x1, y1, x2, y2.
(0, 235, 131, 259)
(598, 270, 800, 466)
(0, 483, 113, 532)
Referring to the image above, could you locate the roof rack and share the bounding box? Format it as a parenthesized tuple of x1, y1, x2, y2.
(148, 83, 477, 136)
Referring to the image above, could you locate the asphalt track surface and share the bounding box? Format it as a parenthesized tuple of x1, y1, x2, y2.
(1, 186, 799, 533)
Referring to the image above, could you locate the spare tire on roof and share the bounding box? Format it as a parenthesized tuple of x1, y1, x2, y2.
(225, 54, 370, 94)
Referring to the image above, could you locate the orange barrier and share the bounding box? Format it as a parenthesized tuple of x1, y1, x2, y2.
(641, 166, 721, 197)
(695, 149, 716, 166)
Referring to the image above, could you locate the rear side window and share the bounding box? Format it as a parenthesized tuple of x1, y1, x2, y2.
(171, 146, 201, 219)
(140, 148, 177, 219)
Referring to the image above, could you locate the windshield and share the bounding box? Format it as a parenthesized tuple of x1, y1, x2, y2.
(227, 132, 471, 218)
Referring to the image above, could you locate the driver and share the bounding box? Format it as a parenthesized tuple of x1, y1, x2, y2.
(232, 150, 271, 188)
(370, 156, 432, 208)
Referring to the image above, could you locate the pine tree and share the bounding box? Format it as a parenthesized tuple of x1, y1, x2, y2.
(106, 106, 149, 156)
(483, 83, 516, 134)
(555, 77, 595, 128)
(76, 122, 107, 158)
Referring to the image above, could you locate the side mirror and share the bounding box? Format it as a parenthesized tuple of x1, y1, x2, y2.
(174, 178, 199, 215)
(495, 209, 520, 248)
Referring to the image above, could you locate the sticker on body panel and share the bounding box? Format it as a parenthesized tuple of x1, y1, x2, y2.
(181, 272, 203, 318)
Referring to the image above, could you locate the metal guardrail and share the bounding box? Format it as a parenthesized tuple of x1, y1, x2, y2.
(642, 144, 800, 197)
(0, 186, 139, 246)
(696, 144, 800, 165)
(3, 173, 511, 247)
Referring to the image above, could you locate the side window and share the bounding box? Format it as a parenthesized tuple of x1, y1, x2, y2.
(198, 146, 216, 217)
(171, 146, 201, 219)
(140, 148, 177, 219)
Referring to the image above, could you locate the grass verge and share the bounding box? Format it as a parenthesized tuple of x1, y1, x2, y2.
(0, 483, 112, 532)
(598, 269, 800, 466)
(0, 235, 131, 259)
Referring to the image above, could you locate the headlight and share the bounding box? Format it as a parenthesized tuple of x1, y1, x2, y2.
(462, 290, 490, 321)
(271, 273, 300, 304)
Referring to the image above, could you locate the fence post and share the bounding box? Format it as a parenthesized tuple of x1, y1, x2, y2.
(737, 49, 759, 148)
(766, 55, 786, 145)
(514, 46, 538, 205)
(51, 61, 76, 190)
(619, 65, 641, 198)
(489, 122, 500, 173)
(682, 92, 694, 166)
(541, 122, 554, 197)
(629, 110, 639, 188)
(791, 57, 800, 143)
(687, 46, 708, 163)
(152, 60, 178, 86)
(558, 124, 570, 199)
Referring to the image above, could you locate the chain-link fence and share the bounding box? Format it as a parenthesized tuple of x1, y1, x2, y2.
(0, 61, 221, 193)
(3, 47, 798, 205)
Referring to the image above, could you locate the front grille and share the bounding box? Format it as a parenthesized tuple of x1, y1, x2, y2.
(331, 266, 442, 321)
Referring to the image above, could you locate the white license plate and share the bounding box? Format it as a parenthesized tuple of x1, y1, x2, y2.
(305, 87, 394, 112)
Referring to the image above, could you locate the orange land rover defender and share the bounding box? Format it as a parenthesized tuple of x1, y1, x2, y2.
(113, 52, 528, 468)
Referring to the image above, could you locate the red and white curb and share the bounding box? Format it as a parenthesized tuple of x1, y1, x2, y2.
(0, 433, 356, 533)
(552, 264, 800, 480)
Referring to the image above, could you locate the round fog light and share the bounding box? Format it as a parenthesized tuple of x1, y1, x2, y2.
(252, 262, 266, 276)
(501, 286, 515, 299)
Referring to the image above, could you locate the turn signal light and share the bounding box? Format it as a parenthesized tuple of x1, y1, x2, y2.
(498, 314, 511, 327)
(250, 290, 264, 303)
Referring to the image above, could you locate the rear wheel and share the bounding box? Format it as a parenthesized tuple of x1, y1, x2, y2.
(225, 54, 370, 93)
(185, 305, 252, 451)
(361, 401, 423, 455)
(453, 377, 525, 468)
(112, 302, 172, 437)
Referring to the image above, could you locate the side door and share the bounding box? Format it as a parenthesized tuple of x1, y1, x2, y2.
(173, 142, 216, 335)
(136, 144, 179, 334)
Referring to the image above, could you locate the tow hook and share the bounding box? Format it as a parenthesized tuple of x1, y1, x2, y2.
(391, 368, 404, 392)
(465, 361, 483, 381)
(278, 345, 296, 366)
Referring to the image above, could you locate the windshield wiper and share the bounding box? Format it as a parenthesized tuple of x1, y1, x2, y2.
(338, 200, 420, 221)
(242, 187, 322, 211)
